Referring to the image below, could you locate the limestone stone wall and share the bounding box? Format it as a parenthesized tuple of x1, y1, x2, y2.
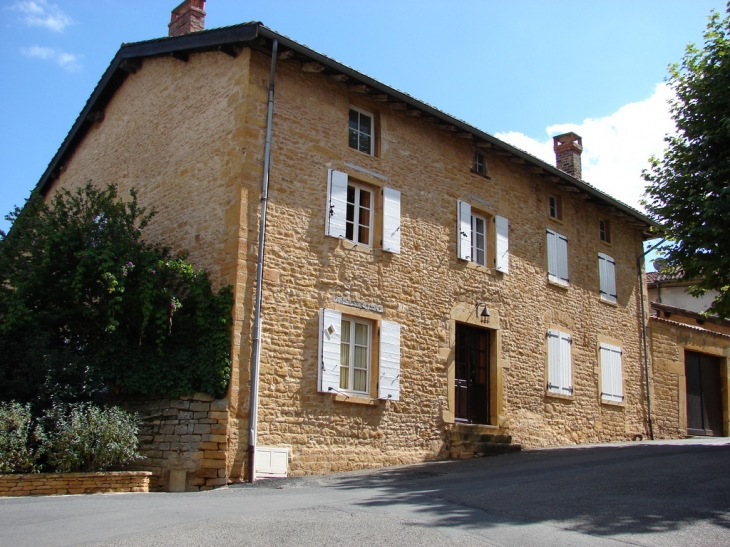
(0, 472, 151, 497)
(649, 316, 730, 438)
(122, 395, 229, 491)
(226, 49, 654, 477)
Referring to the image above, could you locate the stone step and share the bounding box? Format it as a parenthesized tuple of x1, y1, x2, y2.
(452, 433, 513, 444)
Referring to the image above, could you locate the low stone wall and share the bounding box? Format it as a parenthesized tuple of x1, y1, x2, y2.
(0, 471, 152, 497)
(122, 394, 229, 492)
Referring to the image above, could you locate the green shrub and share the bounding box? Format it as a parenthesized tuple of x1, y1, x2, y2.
(44, 404, 141, 473)
(0, 402, 44, 474)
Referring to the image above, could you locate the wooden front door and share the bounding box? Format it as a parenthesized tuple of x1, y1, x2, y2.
(455, 324, 490, 424)
(685, 350, 724, 436)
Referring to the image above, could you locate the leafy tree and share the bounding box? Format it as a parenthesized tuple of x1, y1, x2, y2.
(643, 5, 730, 317)
(0, 184, 232, 412)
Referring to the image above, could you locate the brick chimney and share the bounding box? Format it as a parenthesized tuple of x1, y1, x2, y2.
(168, 0, 206, 37)
(552, 132, 583, 180)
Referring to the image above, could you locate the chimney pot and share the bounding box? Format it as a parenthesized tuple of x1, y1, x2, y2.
(553, 132, 583, 180)
(168, 0, 206, 37)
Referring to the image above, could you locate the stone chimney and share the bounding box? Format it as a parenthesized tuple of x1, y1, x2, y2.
(552, 132, 583, 180)
(168, 0, 206, 37)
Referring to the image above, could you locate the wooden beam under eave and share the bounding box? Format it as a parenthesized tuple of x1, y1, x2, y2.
(557, 185, 580, 193)
(329, 73, 349, 82)
(528, 166, 544, 173)
(218, 44, 243, 58)
(493, 149, 512, 156)
(456, 132, 473, 140)
(302, 62, 325, 73)
(543, 175, 561, 182)
(119, 58, 142, 74)
(510, 157, 526, 164)
(370, 94, 389, 102)
(404, 110, 422, 117)
(389, 102, 408, 110)
(476, 141, 493, 148)
(422, 116, 440, 123)
(171, 50, 189, 62)
(86, 110, 104, 124)
(348, 84, 370, 94)
(278, 49, 294, 60)
(439, 124, 457, 131)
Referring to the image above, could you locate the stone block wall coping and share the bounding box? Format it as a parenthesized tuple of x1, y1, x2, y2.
(0, 471, 152, 497)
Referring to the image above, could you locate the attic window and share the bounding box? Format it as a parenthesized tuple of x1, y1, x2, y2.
(599, 219, 612, 243)
(348, 107, 374, 155)
(473, 151, 488, 176)
(549, 194, 562, 221)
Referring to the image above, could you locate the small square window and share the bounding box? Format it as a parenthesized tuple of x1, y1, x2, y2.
(599, 219, 611, 243)
(473, 151, 487, 176)
(549, 194, 562, 220)
(345, 183, 373, 246)
(348, 107, 374, 155)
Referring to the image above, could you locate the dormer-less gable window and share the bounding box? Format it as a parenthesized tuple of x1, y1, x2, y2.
(473, 151, 487, 176)
(348, 107, 374, 155)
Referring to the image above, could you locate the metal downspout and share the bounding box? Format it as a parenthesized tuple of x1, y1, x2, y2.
(637, 238, 665, 441)
(248, 38, 278, 483)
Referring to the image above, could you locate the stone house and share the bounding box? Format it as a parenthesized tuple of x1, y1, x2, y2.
(35, 1, 677, 490)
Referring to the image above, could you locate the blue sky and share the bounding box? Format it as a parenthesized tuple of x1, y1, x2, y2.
(0, 0, 725, 268)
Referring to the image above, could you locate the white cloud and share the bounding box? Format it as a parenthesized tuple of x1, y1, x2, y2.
(22, 45, 82, 72)
(12, 0, 73, 32)
(495, 83, 676, 212)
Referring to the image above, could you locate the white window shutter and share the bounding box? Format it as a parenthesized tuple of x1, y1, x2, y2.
(547, 329, 562, 394)
(598, 253, 617, 303)
(547, 230, 559, 283)
(378, 320, 401, 401)
(559, 331, 572, 394)
(382, 187, 401, 254)
(318, 308, 342, 393)
(326, 169, 348, 238)
(494, 215, 509, 273)
(457, 200, 472, 260)
(600, 342, 623, 402)
(548, 329, 573, 395)
(557, 234, 569, 285)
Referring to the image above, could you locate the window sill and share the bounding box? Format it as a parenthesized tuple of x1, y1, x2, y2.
(600, 239, 613, 247)
(465, 260, 495, 275)
(341, 238, 376, 254)
(548, 278, 569, 290)
(600, 398, 625, 407)
(334, 393, 381, 406)
(469, 168, 491, 180)
(599, 297, 618, 307)
(548, 216, 564, 225)
(545, 391, 574, 401)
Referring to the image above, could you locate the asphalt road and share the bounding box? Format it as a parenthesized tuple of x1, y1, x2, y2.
(1, 438, 729, 547)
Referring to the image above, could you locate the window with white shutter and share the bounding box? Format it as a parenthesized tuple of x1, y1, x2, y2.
(326, 170, 348, 239)
(457, 200, 509, 271)
(318, 308, 401, 400)
(547, 229, 569, 286)
(598, 253, 617, 303)
(325, 170, 400, 251)
(494, 215, 509, 273)
(382, 187, 401, 254)
(600, 342, 623, 403)
(378, 320, 401, 401)
(457, 200, 472, 261)
(547, 329, 573, 396)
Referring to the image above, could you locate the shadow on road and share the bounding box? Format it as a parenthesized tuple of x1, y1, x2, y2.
(326, 443, 730, 537)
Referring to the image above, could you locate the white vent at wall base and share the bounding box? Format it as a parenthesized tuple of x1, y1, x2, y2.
(255, 446, 289, 478)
